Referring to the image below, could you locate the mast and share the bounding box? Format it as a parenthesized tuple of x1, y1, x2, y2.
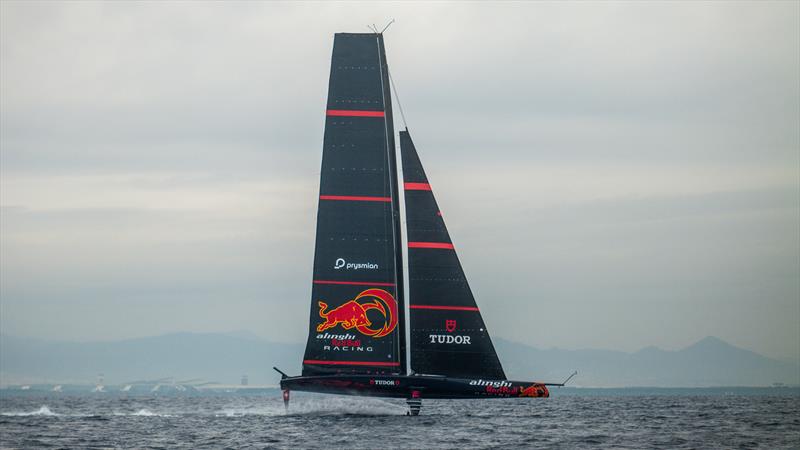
(376, 33, 406, 375)
(400, 139, 412, 375)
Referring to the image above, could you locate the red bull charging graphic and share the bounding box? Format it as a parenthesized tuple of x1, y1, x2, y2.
(518, 384, 549, 398)
(316, 288, 398, 338)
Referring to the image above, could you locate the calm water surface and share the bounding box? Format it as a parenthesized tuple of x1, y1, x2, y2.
(1, 390, 798, 448)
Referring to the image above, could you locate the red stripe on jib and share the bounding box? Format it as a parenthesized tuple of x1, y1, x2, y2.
(326, 110, 385, 117)
(404, 182, 431, 191)
(303, 360, 401, 367)
(313, 280, 396, 287)
(320, 195, 391, 202)
(408, 242, 455, 249)
(410, 305, 480, 311)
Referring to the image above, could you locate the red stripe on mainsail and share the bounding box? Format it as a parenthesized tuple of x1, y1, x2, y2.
(320, 195, 391, 202)
(303, 360, 401, 367)
(408, 242, 455, 249)
(326, 110, 385, 117)
(313, 280, 396, 287)
(410, 305, 480, 311)
(404, 182, 432, 191)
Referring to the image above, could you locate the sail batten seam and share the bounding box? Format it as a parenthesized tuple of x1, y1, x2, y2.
(303, 360, 401, 367)
(404, 182, 432, 191)
(408, 242, 454, 249)
(313, 280, 396, 287)
(320, 195, 392, 202)
(326, 109, 385, 117)
(410, 305, 480, 311)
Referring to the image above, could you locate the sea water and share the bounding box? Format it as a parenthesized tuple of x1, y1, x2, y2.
(1, 388, 798, 448)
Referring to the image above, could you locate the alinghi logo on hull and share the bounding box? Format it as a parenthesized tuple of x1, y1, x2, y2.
(469, 379, 512, 388)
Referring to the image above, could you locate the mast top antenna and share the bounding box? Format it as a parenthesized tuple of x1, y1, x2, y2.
(367, 19, 394, 34)
(380, 19, 395, 34)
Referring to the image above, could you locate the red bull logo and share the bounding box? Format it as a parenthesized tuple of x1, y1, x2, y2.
(316, 288, 398, 338)
(485, 385, 519, 395)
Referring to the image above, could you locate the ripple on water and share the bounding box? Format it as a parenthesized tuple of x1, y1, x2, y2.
(0, 393, 798, 449)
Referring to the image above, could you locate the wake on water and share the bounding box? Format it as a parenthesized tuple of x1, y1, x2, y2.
(0, 405, 58, 417)
(115, 409, 174, 417)
(1, 406, 177, 418)
(217, 396, 406, 417)
(1, 397, 405, 419)
(281, 396, 406, 416)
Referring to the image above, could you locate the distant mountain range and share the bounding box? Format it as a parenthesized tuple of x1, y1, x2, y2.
(1, 333, 797, 387)
(497, 336, 798, 387)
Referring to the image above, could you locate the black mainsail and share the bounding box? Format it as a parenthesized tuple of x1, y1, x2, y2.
(400, 130, 505, 380)
(301, 33, 405, 376)
(277, 31, 571, 416)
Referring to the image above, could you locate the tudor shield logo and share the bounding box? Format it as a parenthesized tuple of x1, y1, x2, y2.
(317, 289, 398, 338)
(446, 319, 457, 333)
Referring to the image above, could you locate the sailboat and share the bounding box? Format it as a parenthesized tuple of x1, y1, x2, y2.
(274, 31, 574, 416)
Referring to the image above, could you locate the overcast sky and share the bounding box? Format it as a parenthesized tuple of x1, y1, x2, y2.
(1, 1, 798, 361)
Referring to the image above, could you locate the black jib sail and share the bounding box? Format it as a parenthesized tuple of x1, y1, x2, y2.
(301, 33, 405, 376)
(400, 130, 506, 380)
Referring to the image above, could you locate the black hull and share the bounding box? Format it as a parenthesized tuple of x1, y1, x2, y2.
(280, 374, 549, 399)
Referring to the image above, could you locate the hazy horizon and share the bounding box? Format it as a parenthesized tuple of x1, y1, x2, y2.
(1, 2, 798, 362)
(3, 331, 797, 387)
(2, 329, 798, 364)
